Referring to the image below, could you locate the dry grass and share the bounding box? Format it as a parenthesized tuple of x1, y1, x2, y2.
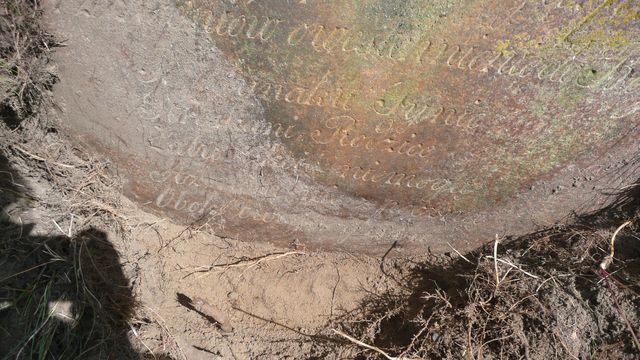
(0, 3, 136, 359)
(0, 0, 58, 126)
(328, 201, 640, 359)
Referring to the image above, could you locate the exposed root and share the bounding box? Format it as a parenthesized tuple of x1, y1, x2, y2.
(328, 212, 640, 359)
(185, 250, 306, 278)
(332, 329, 421, 360)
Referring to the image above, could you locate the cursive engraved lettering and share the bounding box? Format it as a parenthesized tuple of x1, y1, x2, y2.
(337, 163, 459, 195)
(374, 88, 480, 130)
(241, 71, 356, 111)
(180, 2, 284, 42)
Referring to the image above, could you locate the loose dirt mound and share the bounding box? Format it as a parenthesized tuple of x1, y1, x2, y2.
(1, 1, 639, 359)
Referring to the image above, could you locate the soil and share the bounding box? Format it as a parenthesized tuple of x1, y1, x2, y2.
(1, 1, 639, 360)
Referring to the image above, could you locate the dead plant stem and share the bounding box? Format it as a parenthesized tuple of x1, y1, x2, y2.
(332, 329, 421, 360)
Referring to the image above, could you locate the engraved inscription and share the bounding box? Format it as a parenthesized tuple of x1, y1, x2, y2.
(52, 0, 639, 252)
(174, 0, 639, 214)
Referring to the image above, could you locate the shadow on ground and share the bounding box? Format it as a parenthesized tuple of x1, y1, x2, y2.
(0, 151, 149, 359)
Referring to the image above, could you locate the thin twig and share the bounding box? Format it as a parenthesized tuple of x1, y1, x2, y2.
(477, 335, 513, 357)
(231, 305, 336, 343)
(0, 259, 62, 283)
(447, 242, 472, 264)
(600, 220, 632, 271)
(535, 276, 562, 293)
(486, 256, 539, 279)
(466, 321, 474, 360)
(493, 235, 500, 288)
(186, 251, 305, 278)
(618, 183, 639, 190)
(332, 329, 421, 360)
(52, 219, 68, 237)
(599, 267, 640, 351)
(130, 323, 155, 359)
(87, 200, 127, 220)
(245, 251, 305, 270)
(598, 220, 639, 350)
(13, 145, 75, 169)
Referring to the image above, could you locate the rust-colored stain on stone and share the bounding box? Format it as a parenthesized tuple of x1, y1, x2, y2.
(50, 0, 639, 253)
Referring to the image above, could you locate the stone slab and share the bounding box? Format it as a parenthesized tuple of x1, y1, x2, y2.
(45, 0, 640, 253)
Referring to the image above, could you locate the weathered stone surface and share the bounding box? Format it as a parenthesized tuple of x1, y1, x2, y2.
(46, 0, 639, 253)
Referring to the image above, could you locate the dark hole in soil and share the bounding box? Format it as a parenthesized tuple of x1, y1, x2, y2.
(0, 103, 21, 129)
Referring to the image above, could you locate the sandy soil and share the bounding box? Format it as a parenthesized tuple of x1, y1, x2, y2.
(0, 114, 388, 359)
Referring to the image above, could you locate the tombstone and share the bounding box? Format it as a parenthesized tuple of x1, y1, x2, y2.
(45, 0, 639, 253)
